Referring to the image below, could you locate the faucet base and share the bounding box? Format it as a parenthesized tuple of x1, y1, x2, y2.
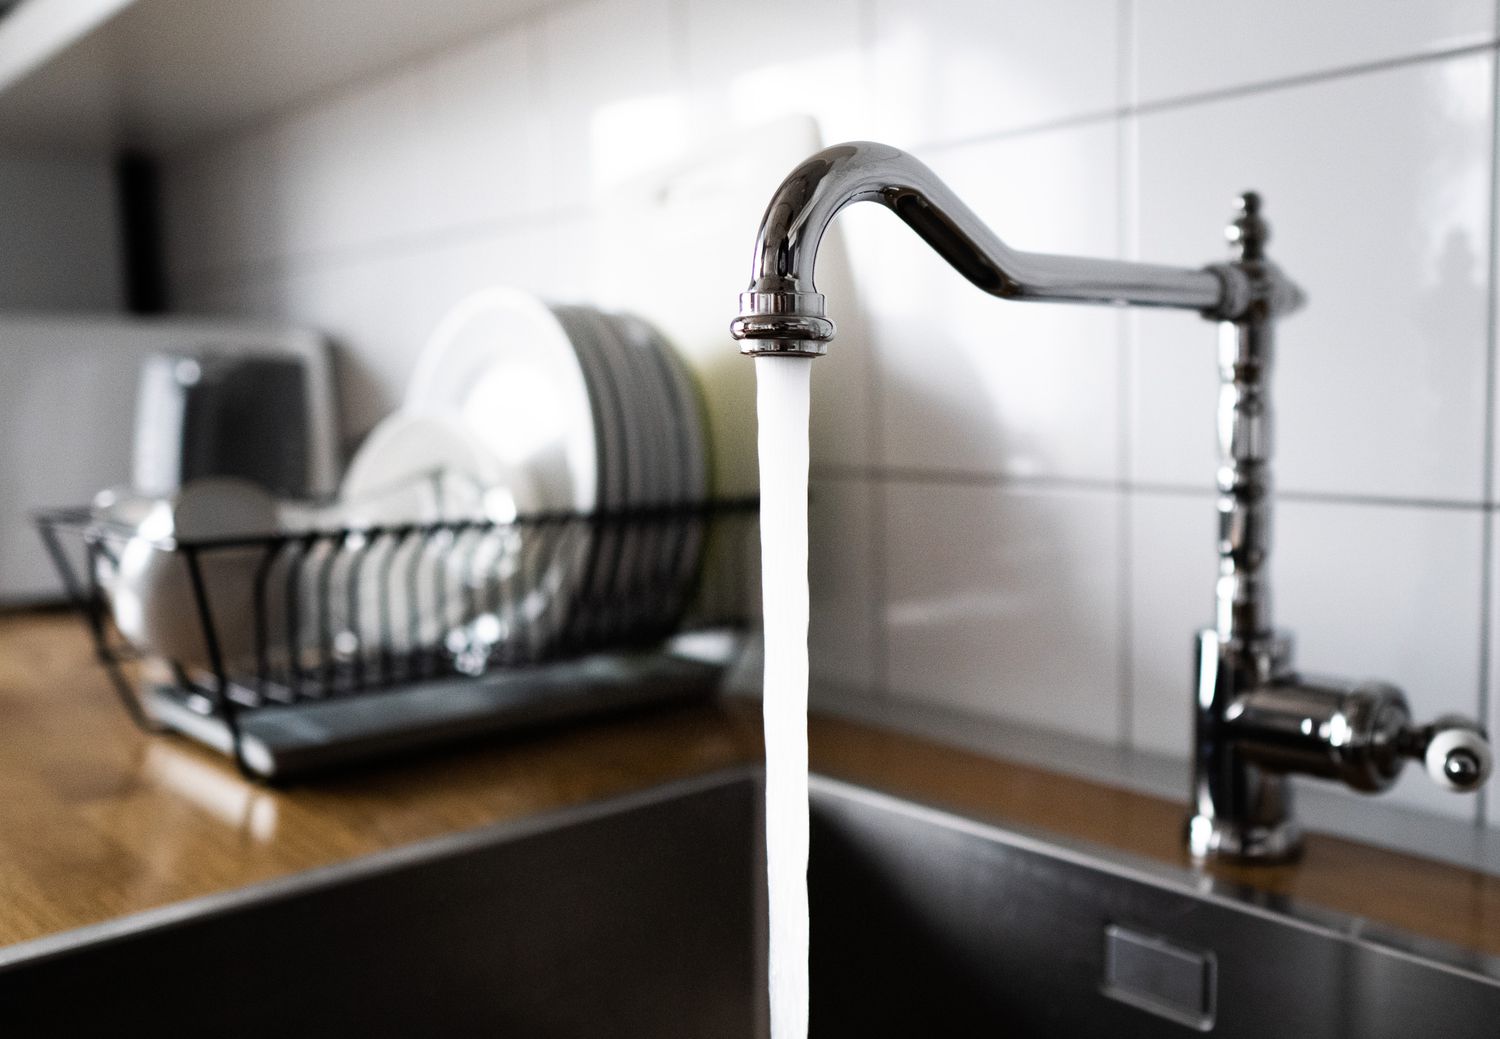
(1187, 812, 1303, 864)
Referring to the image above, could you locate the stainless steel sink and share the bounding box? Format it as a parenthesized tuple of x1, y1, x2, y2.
(2, 769, 1497, 1037)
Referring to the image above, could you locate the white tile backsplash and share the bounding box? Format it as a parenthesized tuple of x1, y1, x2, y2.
(1276, 499, 1485, 820)
(885, 481, 1122, 743)
(809, 477, 881, 697)
(1130, 491, 1487, 820)
(275, 64, 434, 260)
(273, 250, 439, 439)
(682, 0, 866, 145)
(858, 122, 1123, 479)
(1132, 54, 1493, 501)
(1135, 0, 1495, 104)
(869, 0, 1121, 146)
(418, 25, 550, 231)
(539, 0, 682, 203)
(1128, 490, 1216, 758)
(156, 0, 1500, 839)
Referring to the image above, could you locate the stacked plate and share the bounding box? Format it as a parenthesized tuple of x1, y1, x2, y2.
(400, 287, 709, 650)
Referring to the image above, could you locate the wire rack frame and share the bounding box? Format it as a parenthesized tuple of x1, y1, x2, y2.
(36, 498, 760, 776)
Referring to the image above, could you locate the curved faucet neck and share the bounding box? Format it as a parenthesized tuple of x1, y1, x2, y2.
(730, 141, 1304, 358)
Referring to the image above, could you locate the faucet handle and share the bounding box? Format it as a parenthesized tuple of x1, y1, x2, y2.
(1401, 715, 1492, 792)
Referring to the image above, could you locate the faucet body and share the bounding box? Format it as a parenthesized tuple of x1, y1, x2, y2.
(733, 141, 1492, 864)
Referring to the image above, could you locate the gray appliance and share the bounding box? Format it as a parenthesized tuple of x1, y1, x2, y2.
(0, 315, 337, 603)
(133, 350, 312, 498)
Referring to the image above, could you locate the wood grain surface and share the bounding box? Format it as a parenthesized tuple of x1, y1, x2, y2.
(1, 610, 1496, 960)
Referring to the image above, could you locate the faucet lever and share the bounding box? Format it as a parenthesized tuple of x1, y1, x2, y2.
(1226, 676, 1492, 797)
(1400, 714, 1493, 792)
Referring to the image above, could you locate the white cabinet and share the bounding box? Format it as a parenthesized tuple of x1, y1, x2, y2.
(0, 0, 556, 151)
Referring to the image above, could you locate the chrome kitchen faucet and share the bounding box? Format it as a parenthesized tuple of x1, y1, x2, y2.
(731, 141, 1494, 864)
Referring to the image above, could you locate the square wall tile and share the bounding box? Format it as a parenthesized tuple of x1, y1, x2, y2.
(1276, 500, 1482, 820)
(1132, 55, 1492, 501)
(884, 481, 1123, 743)
(275, 250, 439, 442)
(806, 233, 880, 476)
(1128, 490, 1218, 758)
(539, 0, 682, 204)
(1135, 0, 1494, 104)
(273, 62, 434, 260)
(855, 123, 1123, 480)
(809, 477, 881, 698)
(419, 222, 570, 314)
(1132, 493, 1485, 819)
(682, 0, 866, 145)
(869, 0, 1121, 147)
(416, 22, 551, 231)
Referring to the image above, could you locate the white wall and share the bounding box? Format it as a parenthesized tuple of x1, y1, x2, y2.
(0, 147, 121, 310)
(158, 0, 1500, 832)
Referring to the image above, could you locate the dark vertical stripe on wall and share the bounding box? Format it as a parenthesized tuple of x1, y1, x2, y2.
(115, 150, 168, 313)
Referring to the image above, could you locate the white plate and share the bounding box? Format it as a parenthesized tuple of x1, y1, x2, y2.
(406, 288, 598, 516)
(335, 412, 542, 660)
(341, 412, 524, 527)
(405, 288, 602, 655)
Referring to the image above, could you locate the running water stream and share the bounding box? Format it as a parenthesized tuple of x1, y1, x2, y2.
(755, 354, 813, 1039)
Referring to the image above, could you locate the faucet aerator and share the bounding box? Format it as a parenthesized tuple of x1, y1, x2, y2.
(732, 291, 835, 356)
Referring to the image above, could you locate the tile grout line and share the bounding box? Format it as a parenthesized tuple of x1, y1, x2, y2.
(1474, 10, 1500, 829)
(903, 38, 1500, 161)
(811, 465, 1499, 511)
(1114, 0, 1138, 753)
(170, 39, 1500, 296)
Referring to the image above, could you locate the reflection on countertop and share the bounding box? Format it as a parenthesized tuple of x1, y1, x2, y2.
(1, 609, 1498, 962)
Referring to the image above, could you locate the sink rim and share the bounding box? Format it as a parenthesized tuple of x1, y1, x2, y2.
(0, 764, 763, 972)
(4, 763, 1496, 991)
(815, 773, 1500, 989)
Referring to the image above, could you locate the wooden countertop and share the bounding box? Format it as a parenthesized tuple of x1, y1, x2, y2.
(2, 610, 1497, 961)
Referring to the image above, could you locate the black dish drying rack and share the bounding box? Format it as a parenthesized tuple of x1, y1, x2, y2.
(36, 499, 759, 780)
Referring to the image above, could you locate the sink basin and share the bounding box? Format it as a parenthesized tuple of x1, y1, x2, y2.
(2, 769, 1496, 1036)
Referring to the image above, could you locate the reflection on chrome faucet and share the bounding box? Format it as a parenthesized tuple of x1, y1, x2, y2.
(731, 141, 1493, 864)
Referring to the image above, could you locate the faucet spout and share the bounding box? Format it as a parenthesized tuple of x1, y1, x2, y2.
(729, 141, 1303, 356)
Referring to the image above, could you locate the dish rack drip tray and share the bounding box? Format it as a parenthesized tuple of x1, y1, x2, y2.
(36, 500, 759, 780)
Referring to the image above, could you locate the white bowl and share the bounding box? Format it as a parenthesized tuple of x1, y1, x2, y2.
(107, 477, 280, 670)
